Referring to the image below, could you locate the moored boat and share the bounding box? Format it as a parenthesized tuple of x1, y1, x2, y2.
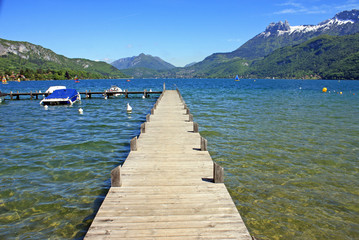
(104, 85, 123, 97)
(0, 91, 7, 103)
(40, 89, 81, 105)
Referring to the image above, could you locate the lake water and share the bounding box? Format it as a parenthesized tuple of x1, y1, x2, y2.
(0, 79, 358, 239)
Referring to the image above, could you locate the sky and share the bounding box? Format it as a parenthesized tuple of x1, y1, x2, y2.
(1, 0, 359, 67)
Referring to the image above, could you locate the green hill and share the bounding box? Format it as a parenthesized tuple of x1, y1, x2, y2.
(0, 38, 128, 80)
(249, 34, 359, 80)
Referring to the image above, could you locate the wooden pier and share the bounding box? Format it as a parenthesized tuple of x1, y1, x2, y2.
(3, 90, 162, 100)
(84, 89, 252, 239)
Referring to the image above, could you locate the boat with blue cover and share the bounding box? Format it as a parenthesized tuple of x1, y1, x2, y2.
(40, 88, 81, 105)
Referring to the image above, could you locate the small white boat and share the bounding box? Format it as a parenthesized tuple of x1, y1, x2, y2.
(40, 89, 81, 105)
(0, 91, 7, 103)
(105, 85, 123, 97)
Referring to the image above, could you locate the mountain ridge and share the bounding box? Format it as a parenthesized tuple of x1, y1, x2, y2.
(0, 38, 127, 80)
(111, 53, 175, 70)
(228, 9, 359, 60)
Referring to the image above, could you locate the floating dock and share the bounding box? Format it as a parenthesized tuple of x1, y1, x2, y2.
(85, 89, 251, 239)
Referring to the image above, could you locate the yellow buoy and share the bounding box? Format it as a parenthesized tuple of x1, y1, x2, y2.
(322, 87, 327, 93)
(340, 92, 343, 95)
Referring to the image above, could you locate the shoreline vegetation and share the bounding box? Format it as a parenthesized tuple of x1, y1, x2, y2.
(1, 69, 127, 81)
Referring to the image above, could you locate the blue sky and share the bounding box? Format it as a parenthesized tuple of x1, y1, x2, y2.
(1, 0, 359, 67)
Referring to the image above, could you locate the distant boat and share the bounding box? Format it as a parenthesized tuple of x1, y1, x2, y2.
(2, 76, 8, 84)
(235, 75, 239, 81)
(40, 89, 81, 105)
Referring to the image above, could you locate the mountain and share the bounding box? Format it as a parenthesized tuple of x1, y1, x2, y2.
(0, 38, 127, 80)
(186, 9, 359, 78)
(249, 34, 359, 80)
(122, 9, 359, 79)
(226, 9, 359, 60)
(111, 53, 175, 70)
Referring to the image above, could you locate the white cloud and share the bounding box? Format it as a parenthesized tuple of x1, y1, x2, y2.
(95, 58, 113, 63)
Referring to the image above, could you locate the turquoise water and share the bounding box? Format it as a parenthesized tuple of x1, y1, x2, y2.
(0, 79, 358, 239)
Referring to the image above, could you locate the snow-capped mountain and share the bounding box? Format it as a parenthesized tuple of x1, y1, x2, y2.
(261, 10, 358, 38)
(231, 9, 359, 60)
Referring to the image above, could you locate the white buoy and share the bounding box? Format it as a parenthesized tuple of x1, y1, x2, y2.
(142, 95, 145, 99)
(127, 103, 132, 113)
(44, 105, 48, 110)
(150, 89, 152, 92)
(79, 108, 83, 114)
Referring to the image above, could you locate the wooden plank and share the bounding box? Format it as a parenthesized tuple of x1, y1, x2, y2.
(85, 90, 251, 239)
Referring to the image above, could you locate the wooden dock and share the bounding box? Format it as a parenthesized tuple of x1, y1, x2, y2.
(3, 90, 161, 100)
(85, 89, 252, 239)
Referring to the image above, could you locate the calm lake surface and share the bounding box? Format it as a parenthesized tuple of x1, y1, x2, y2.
(0, 79, 358, 239)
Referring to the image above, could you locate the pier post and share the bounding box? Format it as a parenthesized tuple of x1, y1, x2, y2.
(10, 91, 13, 100)
(163, 82, 166, 91)
(151, 108, 154, 115)
(201, 136, 207, 151)
(125, 90, 128, 98)
(193, 122, 199, 133)
(130, 137, 137, 151)
(141, 123, 146, 133)
(30, 91, 33, 100)
(188, 114, 193, 122)
(111, 166, 122, 187)
(146, 114, 150, 122)
(213, 162, 224, 183)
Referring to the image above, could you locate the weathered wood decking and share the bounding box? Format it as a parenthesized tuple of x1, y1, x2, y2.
(85, 90, 251, 239)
